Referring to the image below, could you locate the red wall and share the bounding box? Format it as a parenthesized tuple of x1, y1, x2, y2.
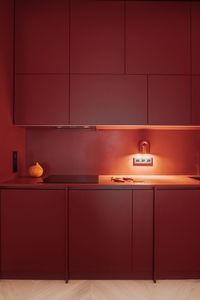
(0, 0, 25, 182)
(26, 129, 200, 176)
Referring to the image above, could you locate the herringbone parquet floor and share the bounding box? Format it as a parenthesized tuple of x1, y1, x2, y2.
(0, 280, 200, 300)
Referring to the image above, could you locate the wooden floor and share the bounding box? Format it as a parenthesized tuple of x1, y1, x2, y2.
(0, 280, 200, 300)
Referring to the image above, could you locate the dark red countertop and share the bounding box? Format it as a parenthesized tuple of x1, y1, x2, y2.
(1, 175, 200, 189)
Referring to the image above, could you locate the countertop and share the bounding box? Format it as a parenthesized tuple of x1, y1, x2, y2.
(1, 175, 200, 189)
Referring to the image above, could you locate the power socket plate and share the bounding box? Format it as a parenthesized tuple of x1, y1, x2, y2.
(133, 156, 153, 166)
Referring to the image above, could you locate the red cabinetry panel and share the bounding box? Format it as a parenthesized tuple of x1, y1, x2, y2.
(191, 2, 200, 74)
(148, 76, 191, 125)
(1, 189, 66, 279)
(15, 0, 69, 73)
(70, 75, 147, 125)
(156, 189, 200, 279)
(126, 2, 190, 74)
(15, 75, 69, 125)
(192, 76, 200, 124)
(70, 0, 124, 73)
(69, 189, 132, 277)
(133, 190, 153, 278)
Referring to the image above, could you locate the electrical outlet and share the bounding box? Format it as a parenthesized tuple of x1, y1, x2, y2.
(133, 156, 153, 166)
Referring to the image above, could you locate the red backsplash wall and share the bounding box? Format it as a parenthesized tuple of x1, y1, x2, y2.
(0, 0, 25, 181)
(26, 129, 200, 176)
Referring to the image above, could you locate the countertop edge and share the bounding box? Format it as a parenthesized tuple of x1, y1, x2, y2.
(1, 175, 200, 189)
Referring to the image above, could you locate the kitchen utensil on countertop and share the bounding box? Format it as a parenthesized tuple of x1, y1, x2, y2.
(111, 176, 144, 183)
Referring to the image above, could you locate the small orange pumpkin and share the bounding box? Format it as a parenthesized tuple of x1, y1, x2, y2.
(28, 162, 44, 178)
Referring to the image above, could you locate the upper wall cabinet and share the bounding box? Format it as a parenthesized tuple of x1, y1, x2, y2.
(70, 75, 147, 125)
(191, 2, 200, 74)
(14, 1, 195, 126)
(148, 76, 191, 125)
(126, 2, 190, 74)
(15, 0, 69, 73)
(15, 75, 69, 126)
(70, 0, 124, 74)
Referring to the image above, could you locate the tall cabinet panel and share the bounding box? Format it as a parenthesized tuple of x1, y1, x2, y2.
(191, 2, 200, 74)
(192, 76, 200, 125)
(15, 0, 69, 73)
(70, 0, 124, 74)
(126, 2, 190, 74)
(14, 0, 69, 125)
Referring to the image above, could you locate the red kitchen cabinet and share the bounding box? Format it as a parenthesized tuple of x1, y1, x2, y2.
(70, 75, 147, 125)
(192, 76, 200, 125)
(0, 189, 67, 279)
(15, 0, 69, 73)
(156, 189, 200, 279)
(191, 2, 200, 74)
(69, 189, 153, 279)
(69, 189, 132, 278)
(148, 76, 191, 125)
(15, 75, 69, 125)
(70, 0, 124, 74)
(133, 190, 153, 278)
(126, 2, 190, 74)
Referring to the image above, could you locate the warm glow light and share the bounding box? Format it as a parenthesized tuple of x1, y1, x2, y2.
(96, 125, 200, 130)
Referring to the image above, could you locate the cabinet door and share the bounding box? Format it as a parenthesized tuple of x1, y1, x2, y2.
(70, 75, 147, 125)
(133, 190, 153, 278)
(15, 0, 69, 73)
(126, 2, 190, 74)
(69, 189, 132, 277)
(15, 75, 69, 125)
(156, 189, 200, 279)
(148, 76, 191, 125)
(191, 2, 200, 74)
(192, 76, 200, 125)
(1, 189, 66, 279)
(70, 0, 124, 73)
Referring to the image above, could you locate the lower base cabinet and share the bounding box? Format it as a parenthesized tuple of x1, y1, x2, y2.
(0, 189, 66, 279)
(132, 190, 153, 278)
(5, 187, 200, 280)
(156, 189, 200, 279)
(69, 189, 153, 279)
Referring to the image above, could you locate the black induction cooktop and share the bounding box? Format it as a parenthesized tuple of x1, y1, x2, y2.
(189, 176, 200, 181)
(43, 175, 99, 184)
